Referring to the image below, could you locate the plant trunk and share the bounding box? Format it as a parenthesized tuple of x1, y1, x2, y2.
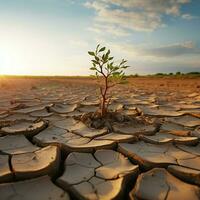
(101, 95, 107, 117)
(101, 76, 108, 117)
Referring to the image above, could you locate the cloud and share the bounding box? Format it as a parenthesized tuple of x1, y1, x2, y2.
(141, 41, 200, 57)
(112, 40, 200, 58)
(101, 0, 190, 15)
(181, 13, 197, 20)
(85, 0, 191, 34)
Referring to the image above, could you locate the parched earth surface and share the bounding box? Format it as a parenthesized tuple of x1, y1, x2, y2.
(0, 77, 200, 200)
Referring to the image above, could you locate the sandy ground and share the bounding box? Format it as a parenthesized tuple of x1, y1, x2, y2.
(1, 76, 200, 92)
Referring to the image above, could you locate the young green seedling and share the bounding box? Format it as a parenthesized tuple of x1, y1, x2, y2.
(88, 44, 129, 117)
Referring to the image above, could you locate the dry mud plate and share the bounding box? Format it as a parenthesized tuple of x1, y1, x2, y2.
(0, 77, 200, 200)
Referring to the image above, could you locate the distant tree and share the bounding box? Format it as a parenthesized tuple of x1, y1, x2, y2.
(169, 72, 173, 76)
(187, 72, 200, 75)
(88, 44, 129, 117)
(155, 73, 164, 76)
(176, 71, 181, 75)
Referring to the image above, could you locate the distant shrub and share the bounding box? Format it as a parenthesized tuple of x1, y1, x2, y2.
(155, 73, 164, 76)
(187, 72, 200, 75)
(127, 73, 139, 78)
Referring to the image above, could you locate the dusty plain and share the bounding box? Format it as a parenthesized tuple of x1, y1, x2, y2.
(0, 76, 200, 200)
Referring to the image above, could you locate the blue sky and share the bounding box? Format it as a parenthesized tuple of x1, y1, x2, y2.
(0, 0, 200, 75)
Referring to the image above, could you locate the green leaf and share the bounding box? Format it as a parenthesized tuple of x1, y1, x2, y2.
(108, 57, 114, 60)
(92, 60, 99, 65)
(96, 44, 100, 52)
(113, 66, 119, 71)
(120, 59, 127, 65)
(106, 49, 110, 57)
(103, 50, 109, 61)
(112, 72, 120, 76)
(95, 56, 99, 61)
(99, 47, 106, 52)
(103, 54, 108, 63)
(121, 66, 129, 69)
(90, 67, 96, 70)
(88, 51, 95, 56)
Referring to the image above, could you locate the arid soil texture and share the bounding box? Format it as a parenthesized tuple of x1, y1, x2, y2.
(0, 76, 200, 200)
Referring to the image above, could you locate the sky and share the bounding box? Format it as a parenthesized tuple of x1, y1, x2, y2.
(0, 0, 200, 76)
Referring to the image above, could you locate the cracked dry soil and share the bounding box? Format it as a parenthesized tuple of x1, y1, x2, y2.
(0, 77, 200, 200)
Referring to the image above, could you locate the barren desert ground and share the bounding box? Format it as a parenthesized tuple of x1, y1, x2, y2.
(0, 76, 200, 200)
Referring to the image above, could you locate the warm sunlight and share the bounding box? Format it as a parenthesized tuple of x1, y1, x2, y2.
(0, 66, 29, 76)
